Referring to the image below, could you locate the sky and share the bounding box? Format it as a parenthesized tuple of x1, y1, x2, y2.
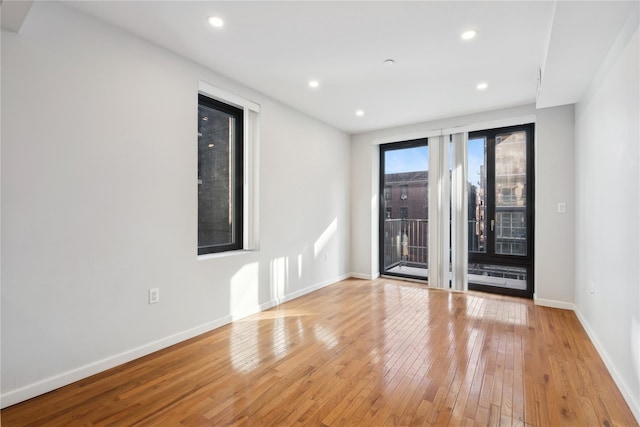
(384, 146, 428, 174)
(467, 138, 485, 186)
(384, 139, 485, 186)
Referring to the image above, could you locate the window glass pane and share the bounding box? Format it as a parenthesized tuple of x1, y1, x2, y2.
(384, 185, 392, 200)
(495, 131, 526, 255)
(198, 98, 242, 253)
(381, 144, 428, 279)
(468, 137, 487, 253)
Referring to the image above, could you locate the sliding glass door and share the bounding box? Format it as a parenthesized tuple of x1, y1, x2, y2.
(379, 124, 534, 297)
(379, 139, 429, 280)
(467, 124, 534, 298)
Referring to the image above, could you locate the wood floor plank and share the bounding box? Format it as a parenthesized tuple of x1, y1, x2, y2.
(2, 278, 637, 426)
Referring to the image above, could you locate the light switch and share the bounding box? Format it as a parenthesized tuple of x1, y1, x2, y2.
(557, 202, 566, 213)
(149, 288, 160, 304)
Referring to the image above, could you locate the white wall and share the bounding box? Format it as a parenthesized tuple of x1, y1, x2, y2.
(574, 8, 640, 420)
(534, 104, 575, 308)
(1, 1, 350, 406)
(351, 103, 578, 304)
(349, 136, 379, 279)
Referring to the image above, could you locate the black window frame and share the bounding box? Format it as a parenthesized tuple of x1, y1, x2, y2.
(197, 94, 244, 255)
(467, 123, 535, 298)
(379, 138, 429, 282)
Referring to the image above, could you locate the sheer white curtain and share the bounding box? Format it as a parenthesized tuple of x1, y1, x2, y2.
(451, 133, 468, 291)
(427, 135, 447, 289)
(427, 133, 468, 291)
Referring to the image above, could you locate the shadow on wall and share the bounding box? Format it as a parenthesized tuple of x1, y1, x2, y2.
(230, 262, 260, 320)
(314, 218, 338, 258)
(228, 217, 341, 321)
(226, 216, 343, 374)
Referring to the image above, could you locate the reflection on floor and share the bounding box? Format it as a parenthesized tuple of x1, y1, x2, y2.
(3, 277, 636, 426)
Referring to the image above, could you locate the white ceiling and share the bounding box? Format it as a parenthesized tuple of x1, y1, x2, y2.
(537, 1, 636, 108)
(5, 1, 638, 134)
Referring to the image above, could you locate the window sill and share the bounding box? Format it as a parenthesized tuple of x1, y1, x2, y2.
(197, 249, 257, 261)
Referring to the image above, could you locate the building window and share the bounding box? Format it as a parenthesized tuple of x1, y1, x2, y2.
(401, 207, 408, 219)
(400, 185, 408, 200)
(198, 94, 243, 255)
(384, 185, 392, 200)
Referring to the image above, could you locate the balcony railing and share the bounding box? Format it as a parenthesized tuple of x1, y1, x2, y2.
(382, 219, 428, 271)
(383, 219, 528, 277)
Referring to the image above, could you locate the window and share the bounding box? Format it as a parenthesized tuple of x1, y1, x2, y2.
(467, 123, 534, 297)
(198, 94, 243, 255)
(379, 139, 429, 281)
(400, 185, 408, 200)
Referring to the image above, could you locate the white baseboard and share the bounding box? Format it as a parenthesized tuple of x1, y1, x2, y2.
(0, 273, 350, 409)
(573, 307, 640, 424)
(533, 296, 576, 311)
(277, 273, 350, 304)
(528, 296, 639, 423)
(0, 315, 233, 409)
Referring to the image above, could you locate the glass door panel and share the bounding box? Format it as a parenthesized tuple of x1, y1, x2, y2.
(467, 124, 534, 298)
(379, 140, 429, 281)
(468, 137, 487, 254)
(495, 131, 527, 256)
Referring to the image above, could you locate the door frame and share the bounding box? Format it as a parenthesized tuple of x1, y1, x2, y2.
(468, 123, 535, 298)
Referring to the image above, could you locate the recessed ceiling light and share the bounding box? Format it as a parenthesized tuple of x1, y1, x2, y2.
(383, 59, 395, 65)
(355, 110, 365, 117)
(461, 29, 477, 40)
(208, 16, 224, 28)
(476, 82, 488, 90)
(308, 80, 320, 88)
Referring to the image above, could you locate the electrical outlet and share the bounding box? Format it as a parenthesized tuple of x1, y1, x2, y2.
(557, 202, 566, 213)
(149, 288, 160, 304)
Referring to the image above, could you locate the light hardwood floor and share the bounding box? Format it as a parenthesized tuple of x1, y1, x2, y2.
(2, 278, 637, 426)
